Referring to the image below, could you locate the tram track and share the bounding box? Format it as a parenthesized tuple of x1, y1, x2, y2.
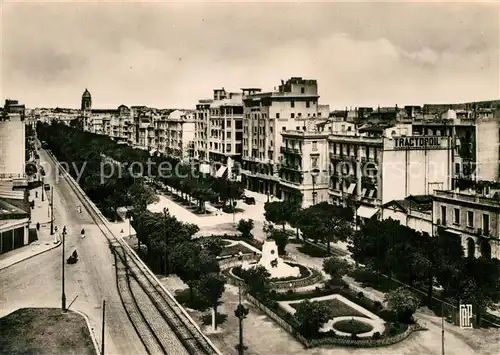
(46, 150, 221, 355)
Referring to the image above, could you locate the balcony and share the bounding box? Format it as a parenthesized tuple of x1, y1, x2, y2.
(280, 163, 302, 172)
(282, 146, 302, 155)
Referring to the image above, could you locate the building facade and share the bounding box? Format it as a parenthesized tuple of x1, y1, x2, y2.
(195, 89, 244, 179)
(241, 77, 329, 196)
(433, 188, 500, 259)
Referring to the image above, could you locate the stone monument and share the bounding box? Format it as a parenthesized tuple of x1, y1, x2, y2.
(251, 240, 300, 279)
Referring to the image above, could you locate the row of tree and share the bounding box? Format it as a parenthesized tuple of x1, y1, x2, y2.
(36, 121, 244, 216)
(263, 200, 353, 253)
(348, 218, 500, 325)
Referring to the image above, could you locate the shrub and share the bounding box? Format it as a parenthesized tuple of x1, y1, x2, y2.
(333, 319, 373, 335)
(374, 301, 382, 309)
(357, 291, 364, 298)
(372, 331, 381, 339)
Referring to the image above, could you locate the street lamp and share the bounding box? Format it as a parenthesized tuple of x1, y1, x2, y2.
(310, 168, 320, 205)
(234, 285, 249, 355)
(163, 207, 169, 275)
(61, 225, 67, 312)
(50, 186, 54, 235)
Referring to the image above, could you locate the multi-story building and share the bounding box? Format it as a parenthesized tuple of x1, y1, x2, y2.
(195, 89, 244, 179)
(3, 99, 26, 117)
(161, 110, 195, 161)
(241, 77, 329, 196)
(279, 122, 453, 226)
(0, 112, 30, 254)
(433, 187, 500, 259)
(411, 108, 500, 185)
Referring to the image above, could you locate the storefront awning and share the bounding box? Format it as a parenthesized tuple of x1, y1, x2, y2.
(357, 205, 379, 219)
(347, 183, 356, 194)
(215, 166, 228, 178)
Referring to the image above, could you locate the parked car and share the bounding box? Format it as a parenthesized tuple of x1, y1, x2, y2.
(244, 196, 256, 205)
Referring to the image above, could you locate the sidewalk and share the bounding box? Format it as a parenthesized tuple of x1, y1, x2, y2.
(0, 186, 60, 270)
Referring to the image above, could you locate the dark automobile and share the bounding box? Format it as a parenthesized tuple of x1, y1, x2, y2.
(244, 196, 256, 205)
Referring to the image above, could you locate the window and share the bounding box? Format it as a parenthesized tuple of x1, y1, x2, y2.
(454, 208, 460, 225)
(282, 127, 286, 131)
(441, 205, 447, 224)
(306, 101, 310, 108)
(311, 157, 318, 168)
(296, 126, 300, 130)
(312, 141, 318, 151)
(291, 113, 295, 118)
(301, 87, 305, 94)
(276, 113, 280, 119)
(455, 163, 460, 174)
(227, 132, 232, 139)
(291, 101, 295, 108)
(483, 214, 490, 234)
(467, 211, 474, 228)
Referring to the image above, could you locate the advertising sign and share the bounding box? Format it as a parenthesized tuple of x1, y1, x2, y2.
(393, 136, 442, 150)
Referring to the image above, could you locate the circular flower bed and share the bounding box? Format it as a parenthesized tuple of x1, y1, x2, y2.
(333, 319, 374, 335)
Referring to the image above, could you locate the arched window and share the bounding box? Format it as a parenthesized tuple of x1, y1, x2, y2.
(480, 240, 491, 259)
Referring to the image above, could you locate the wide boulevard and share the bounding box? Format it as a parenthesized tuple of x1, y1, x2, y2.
(0, 147, 146, 355)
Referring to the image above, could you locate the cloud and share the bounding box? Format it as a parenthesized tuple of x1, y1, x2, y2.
(1, 1, 498, 108)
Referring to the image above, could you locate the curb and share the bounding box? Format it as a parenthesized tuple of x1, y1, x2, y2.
(0, 241, 61, 272)
(72, 309, 101, 355)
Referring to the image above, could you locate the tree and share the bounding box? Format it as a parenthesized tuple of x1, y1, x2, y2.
(294, 300, 331, 337)
(385, 287, 420, 323)
(196, 273, 226, 331)
(237, 219, 254, 239)
(240, 265, 270, 297)
(323, 256, 352, 282)
(264, 201, 291, 231)
(171, 242, 220, 302)
(201, 237, 224, 257)
(268, 229, 289, 256)
(299, 202, 353, 253)
(349, 218, 404, 280)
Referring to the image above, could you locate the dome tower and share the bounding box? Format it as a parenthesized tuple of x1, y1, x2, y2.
(81, 89, 92, 111)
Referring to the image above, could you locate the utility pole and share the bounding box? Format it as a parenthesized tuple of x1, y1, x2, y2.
(50, 186, 54, 235)
(441, 301, 445, 355)
(101, 300, 106, 355)
(163, 208, 169, 275)
(61, 226, 67, 312)
(41, 177, 45, 201)
(234, 285, 249, 355)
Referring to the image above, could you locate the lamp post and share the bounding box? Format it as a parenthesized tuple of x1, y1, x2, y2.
(310, 168, 320, 206)
(234, 285, 249, 355)
(41, 177, 45, 201)
(163, 207, 169, 275)
(61, 226, 67, 312)
(50, 186, 55, 235)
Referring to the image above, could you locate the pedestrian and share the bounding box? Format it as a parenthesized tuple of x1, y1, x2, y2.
(36, 222, 40, 231)
(81, 228, 86, 239)
(77, 206, 82, 213)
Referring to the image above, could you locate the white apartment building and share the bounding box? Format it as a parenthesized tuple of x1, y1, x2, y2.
(241, 77, 329, 196)
(161, 110, 195, 161)
(195, 89, 244, 179)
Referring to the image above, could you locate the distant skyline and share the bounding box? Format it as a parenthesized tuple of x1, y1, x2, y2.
(2, 1, 499, 110)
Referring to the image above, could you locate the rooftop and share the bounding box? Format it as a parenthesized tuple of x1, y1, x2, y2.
(0, 198, 28, 218)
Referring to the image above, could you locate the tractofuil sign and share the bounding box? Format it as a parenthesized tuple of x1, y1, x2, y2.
(393, 136, 441, 150)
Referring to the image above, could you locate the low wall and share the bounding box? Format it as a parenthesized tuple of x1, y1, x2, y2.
(246, 293, 418, 348)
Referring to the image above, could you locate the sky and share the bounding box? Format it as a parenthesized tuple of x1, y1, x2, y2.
(1, 0, 499, 110)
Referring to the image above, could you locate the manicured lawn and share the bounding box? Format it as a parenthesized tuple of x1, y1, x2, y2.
(0, 308, 96, 355)
(290, 298, 369, 319)
(220, 243, 256, 257)
(333, 318, 374, 334)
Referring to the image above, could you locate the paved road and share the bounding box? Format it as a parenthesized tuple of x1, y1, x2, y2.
(0, 148, 146, 355)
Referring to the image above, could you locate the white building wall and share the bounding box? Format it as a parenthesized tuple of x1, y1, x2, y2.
(476, 118, 499, 181)
(0, 115, 25, 178)
(381, 137, 452, 204)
